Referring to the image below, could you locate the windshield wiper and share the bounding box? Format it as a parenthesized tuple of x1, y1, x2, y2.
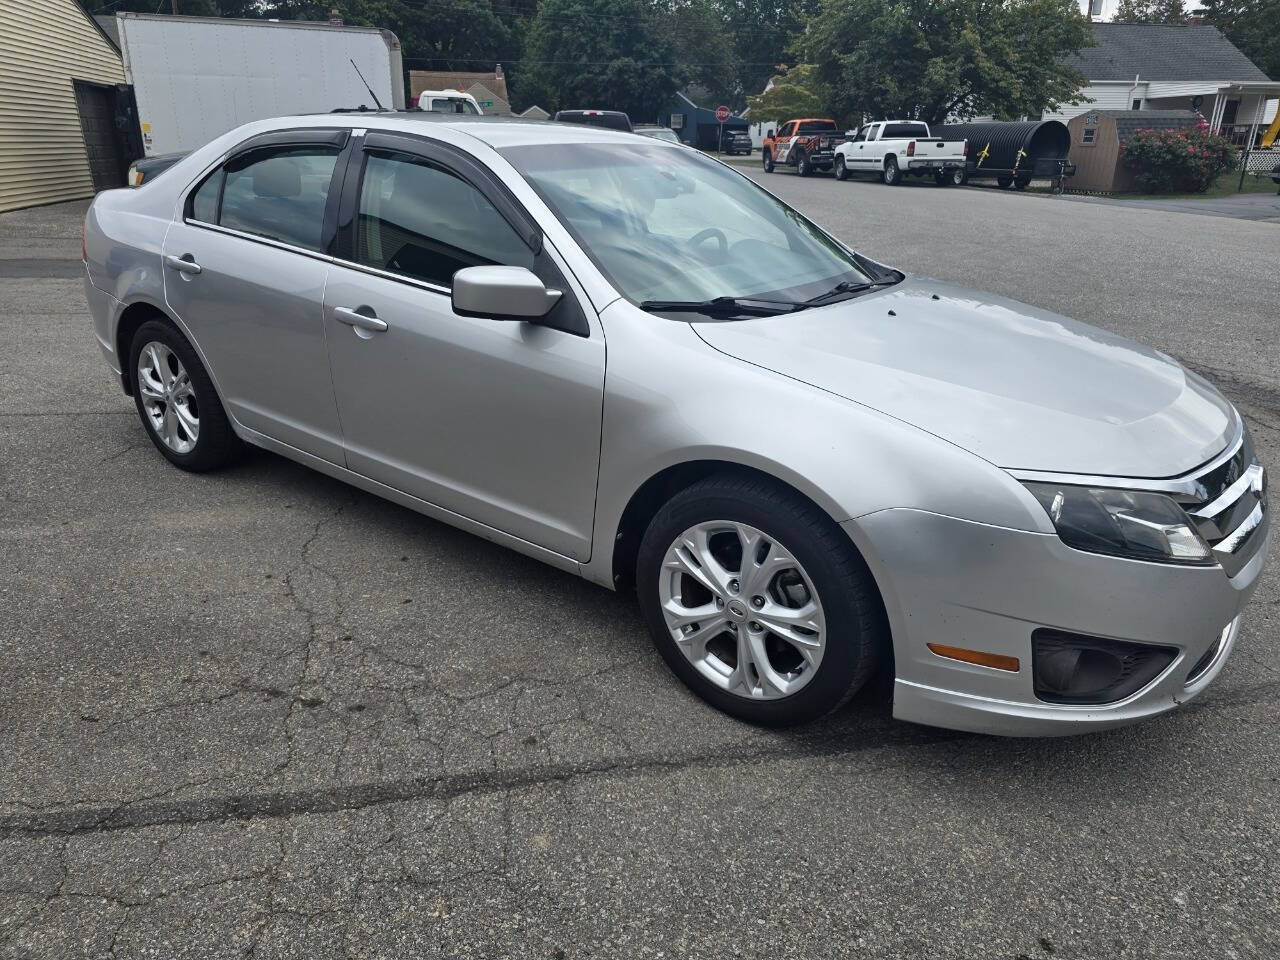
(639, 296, 803, 317)
(803, 276, 901, 306)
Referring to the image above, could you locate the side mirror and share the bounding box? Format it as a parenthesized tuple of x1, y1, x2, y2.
(452, 266, 561, 321)
(766, 128, 774, 139)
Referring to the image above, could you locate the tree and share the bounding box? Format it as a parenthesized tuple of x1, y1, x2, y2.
(1199, 0, 1280, 81)
(726, 0, 809, 103)
(746, 64, 825, 123)
(805, 0, 1094, 123)
(669, 0, 739, 107)
(515, 0, 680, 120)
(1113, 0, 1190, 22)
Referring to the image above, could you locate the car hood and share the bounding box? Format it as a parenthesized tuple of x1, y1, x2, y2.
(692, 278, 1234, 478)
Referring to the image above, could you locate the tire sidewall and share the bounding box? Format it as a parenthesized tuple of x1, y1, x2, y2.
(834, 155, 847, 180)
(883, 157, 900, 185)
(636, 486, 878, 726)
(129, 319, 234, 471)
(762, 149, 773, 172)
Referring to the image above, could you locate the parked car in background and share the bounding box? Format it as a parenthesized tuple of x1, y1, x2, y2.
(126, 151, 186, 186)
(719, 129, 752, 155)
(761, 119, 841, 176)
(834, 121, 967, 186)
(554, 109, 633, 132)
(417, 90, 482, 114)
(84, 113, 1268, 735)
(634, 125, 682, 144)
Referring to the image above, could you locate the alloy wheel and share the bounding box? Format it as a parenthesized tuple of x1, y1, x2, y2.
(658, 520, 826, 700)
(136, 340, 199, 454)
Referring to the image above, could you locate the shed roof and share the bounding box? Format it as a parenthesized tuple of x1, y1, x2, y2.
(1102, 109, 1204, 146)
(1068, 24, 1270, 83)
(409, 69, 508, 102)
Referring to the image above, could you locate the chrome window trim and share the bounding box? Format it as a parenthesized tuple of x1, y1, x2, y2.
(181, 219, 336, 266)
(328, 255, 452, 297)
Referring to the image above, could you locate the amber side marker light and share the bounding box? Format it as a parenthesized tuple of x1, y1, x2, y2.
(927, 643, 1020, 672)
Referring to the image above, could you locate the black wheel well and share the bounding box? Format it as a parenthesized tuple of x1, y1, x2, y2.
(611, 460, 838, 590)
(115, 302, 172, 395)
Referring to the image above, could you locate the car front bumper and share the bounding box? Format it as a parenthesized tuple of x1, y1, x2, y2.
(846, 506, 1269, 736)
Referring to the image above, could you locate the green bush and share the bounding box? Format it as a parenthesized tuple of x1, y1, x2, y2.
(1122, 127, 1236, 193)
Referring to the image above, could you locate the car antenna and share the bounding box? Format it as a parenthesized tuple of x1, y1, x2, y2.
(349, 58, 385, 111)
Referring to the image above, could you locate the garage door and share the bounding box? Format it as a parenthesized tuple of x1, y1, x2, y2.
(73, 80, 123, 190)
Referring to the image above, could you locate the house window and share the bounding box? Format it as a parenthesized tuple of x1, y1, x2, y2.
(1131, 99, 1142, 110)
(1082, 127, 1096, 144)
(670, 113, 684, 130)
(1089, 0, 1103, 15)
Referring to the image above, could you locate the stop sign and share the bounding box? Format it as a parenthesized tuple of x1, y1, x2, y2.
(715, 105, 730, 123)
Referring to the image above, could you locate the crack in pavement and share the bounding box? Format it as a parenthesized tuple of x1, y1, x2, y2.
(0, 724, 965, 840)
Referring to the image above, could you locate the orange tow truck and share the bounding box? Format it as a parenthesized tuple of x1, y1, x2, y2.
(761, 118, 842, 176)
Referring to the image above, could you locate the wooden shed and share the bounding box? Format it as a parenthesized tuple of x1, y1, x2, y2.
(1066, 109, 1203, 193)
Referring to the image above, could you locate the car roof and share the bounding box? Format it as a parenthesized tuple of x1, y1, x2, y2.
(289, 112, 644, 149)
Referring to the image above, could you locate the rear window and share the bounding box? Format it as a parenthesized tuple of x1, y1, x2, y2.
(555, 111, 633, 132)
(796, 121, 837, 135)
(883, 123, 930, 139)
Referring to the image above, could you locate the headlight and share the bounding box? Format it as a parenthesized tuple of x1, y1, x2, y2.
(1023, 482, 1213, 565)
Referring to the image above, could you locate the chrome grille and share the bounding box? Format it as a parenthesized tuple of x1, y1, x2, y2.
(1173, 427, 1268, 577)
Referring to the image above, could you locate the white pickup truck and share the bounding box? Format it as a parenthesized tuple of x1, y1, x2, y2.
(833, 121, 967, 186)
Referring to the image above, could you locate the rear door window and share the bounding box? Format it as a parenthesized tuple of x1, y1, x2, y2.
(216, 146, 340, 252)
(355, 151, 534, 288)
(882, 123, 930, 139)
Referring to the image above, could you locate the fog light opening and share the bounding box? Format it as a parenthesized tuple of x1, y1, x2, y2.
(1032, 629, 1177, 705)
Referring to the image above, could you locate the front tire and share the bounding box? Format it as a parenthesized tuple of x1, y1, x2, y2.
(130, 319, 241, 472)
(636, 474, 886, 726)
(834, 155, 849, 181)
(762, 149, 774, 173)
(882, 156, 901, 185)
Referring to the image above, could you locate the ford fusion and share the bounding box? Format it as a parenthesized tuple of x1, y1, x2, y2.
(82, 115, 1268, 734)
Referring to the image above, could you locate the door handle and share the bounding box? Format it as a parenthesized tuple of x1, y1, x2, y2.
(164, 254, 202, 275)
(333, 306, 389, 333)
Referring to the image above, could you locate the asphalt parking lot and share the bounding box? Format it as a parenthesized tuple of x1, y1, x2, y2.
(1, 179, 1277, 959)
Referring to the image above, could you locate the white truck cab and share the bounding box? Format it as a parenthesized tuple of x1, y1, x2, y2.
(834, 121, 967, 186)
(416, 90, 483, 115)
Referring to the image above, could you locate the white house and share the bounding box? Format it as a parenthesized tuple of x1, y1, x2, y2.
(1047, 23, 1279, 145)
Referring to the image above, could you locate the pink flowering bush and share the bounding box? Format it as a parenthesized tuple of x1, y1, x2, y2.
(1122, 127, 1235, 193)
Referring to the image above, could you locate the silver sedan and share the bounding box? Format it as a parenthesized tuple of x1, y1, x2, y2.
(82, 114, 1269, 734)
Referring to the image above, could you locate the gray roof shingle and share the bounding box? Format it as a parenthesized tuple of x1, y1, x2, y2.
(1068, 24, 1270, 83)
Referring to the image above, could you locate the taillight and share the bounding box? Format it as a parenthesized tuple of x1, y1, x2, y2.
(964, 141, 969, 156)
(907, 141, 916, 157)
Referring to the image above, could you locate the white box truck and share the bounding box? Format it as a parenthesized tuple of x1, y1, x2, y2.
(116, 12, 404, 157)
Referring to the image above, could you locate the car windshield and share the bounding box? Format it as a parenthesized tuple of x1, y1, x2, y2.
(501, 142, 874, 309)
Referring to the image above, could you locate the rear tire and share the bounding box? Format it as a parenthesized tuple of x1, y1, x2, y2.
(1014, 176, 1031, 191)
(882, 156, 901, 185)
(997, 175, 1013, 189)
(129, 319, 241, 472)
(950, 167, 966, 186)
(797, 153, 811, 177)
(834, 155, 849, 181)
(762, 149, 774, 173)
(934, 169, 947, 186)
(636, 474, 887, 726)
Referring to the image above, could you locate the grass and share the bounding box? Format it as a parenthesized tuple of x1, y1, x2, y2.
(1082, 172, 1278, 201)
